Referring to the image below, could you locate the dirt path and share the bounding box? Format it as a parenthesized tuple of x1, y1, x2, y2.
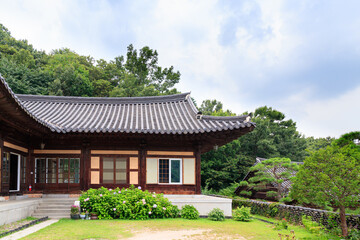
(127, 229, 247, 240)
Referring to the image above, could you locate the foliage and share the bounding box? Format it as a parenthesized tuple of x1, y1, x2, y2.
(180, 205, 199, 220)
(243, 157, 299, 200)
(275, 218, 288, 230)
(199, 99, 234, 116)
(208, 208, 225, 221)
(201, 140, 254, 192)
(70, 205, 79, 215)
(79, 186, 179, 220)
(302, 215, 324, 234)
(290, 131, 360, 236)
(201, 105, 307, 192)
(233, 206, 252, 222)
(347, 228, 360, 240)
(305, 136, 334, 156)
(0, 24, 180, 98)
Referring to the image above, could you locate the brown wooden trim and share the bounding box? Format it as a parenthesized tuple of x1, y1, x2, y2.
(33, 149, 81, 154)
(195, 145, 201, 194)
(3, 141, 28, 153)
(147, 151, 193, 156)
(91, 150, 138, 155)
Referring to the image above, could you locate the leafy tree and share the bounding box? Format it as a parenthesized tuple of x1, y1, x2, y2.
(201, 140, 254, 192)
(305, 136, 334, 156)
(290, 132, 360, 237)
(241, 157, 299, 200)
(199, 99, 234, 116)
(239, 106, 307, 162)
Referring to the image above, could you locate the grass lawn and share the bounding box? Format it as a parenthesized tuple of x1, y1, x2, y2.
(21, 216, 341, 240)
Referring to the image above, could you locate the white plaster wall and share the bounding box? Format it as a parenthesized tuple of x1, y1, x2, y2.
(164, 195, 232, 217)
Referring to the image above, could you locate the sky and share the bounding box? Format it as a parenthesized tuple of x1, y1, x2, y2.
(0, 0, 359, 138)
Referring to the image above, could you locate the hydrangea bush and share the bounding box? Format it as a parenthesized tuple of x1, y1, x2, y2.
(79, 185, 180, 220)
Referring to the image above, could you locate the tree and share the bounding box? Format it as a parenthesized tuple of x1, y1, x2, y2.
(238, 106, 307, 162)
(305, 136, 334, 156)
(242, 157, 299, 200)
(199, 99, 234, 116)
(290, 131, 360, 237)
(201, 140, 254, 191)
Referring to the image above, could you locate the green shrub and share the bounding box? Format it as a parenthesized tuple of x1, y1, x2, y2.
(302, 215, 324, 234)
(348, 228, 360, 240)
(208, 208, 225, 221)
(180, 205, 199, 220)
(233, 206, 252, 221)
(267, 202, 279, 217)
(79, 185, 180, 220)
(275, 218, 288, 230)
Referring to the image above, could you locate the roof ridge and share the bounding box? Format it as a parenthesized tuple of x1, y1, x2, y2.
(16, 92, 191, 104)
(201, 114, 249, 122)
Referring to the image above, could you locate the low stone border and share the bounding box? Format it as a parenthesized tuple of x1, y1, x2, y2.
(233, 199, 360, 230)
(0, 216, 48, 238)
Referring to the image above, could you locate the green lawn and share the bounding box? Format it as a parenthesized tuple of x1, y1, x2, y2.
(21, 217, 341, 240)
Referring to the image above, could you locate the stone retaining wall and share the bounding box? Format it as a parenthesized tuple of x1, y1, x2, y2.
(233, 199, 360, 230)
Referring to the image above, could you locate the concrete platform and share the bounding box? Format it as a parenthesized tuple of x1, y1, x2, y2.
(164, 194, 232, 217)
(0, 199, 42, 225)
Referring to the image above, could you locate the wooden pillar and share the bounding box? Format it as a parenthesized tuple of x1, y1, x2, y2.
(82, 142, 90, 191)
(27, 148, 33, 191)
(195, 144, 202, 194)
(139, 143, 146, 190)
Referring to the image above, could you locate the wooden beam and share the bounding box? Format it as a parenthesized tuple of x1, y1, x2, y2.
(91, 150, 138, 155)
(3, 141, 28, 153)
(147, 151, 194, 156)
(33, 149, 81, 154)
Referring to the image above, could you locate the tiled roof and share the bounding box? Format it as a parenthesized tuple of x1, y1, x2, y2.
(17, 93, 254, 134)
(0, 71, 255, 135)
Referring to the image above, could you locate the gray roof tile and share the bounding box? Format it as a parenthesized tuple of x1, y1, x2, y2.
(1, 74, 255, 134)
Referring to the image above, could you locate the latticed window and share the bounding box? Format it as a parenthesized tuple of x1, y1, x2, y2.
(2, 152, 10, 184)
(35, 158, 80, 184)
(159, 159, 182, 184)
(159, 159, 169, 183)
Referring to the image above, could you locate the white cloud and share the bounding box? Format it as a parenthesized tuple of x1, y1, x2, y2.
(0, 0, 359, 138)
(281, 85, 360, 138)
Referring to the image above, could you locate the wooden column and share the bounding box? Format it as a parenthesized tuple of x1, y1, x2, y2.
(82, 143, 90, 191)
(139, 143, 146, 190)
(195, 144, 202, 194)
(27, 148, 33, 191)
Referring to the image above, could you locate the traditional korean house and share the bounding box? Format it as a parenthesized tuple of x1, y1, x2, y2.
(0, 75, 255, 196)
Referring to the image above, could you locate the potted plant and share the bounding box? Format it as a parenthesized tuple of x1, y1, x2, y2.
(70, 205, 80, 219)
(85, 211, 90, 220)
(80, 210, 86, 220)
(90, 211, 98, 220)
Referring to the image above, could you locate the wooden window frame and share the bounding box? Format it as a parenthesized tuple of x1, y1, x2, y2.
(94, 155, 131, 185)
(34, 157, 80, 185)
(158, 158, 182, 185)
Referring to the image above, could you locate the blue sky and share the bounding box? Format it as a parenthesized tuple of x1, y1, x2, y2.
(0, 0, 359, 138)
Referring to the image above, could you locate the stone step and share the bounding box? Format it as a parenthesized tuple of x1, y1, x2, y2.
(42, 198, 77, 203)
(32, 214, 70, 219)
(42, 194, 70, 198)
(37, 204, 72, 208)
(38, 204, 73, 208)
(34, 209, 71, 214)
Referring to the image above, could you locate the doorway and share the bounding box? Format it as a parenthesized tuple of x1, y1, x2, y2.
(9, 153, 20, 192)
